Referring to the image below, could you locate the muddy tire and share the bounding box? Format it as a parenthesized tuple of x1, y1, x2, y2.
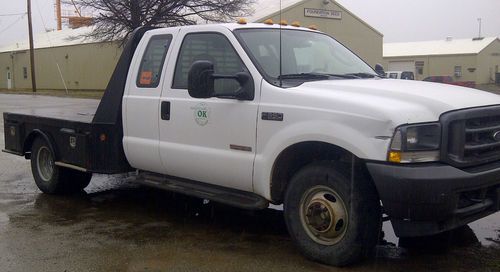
(30, 137, 92, 194)
(284, 161, 381, 266)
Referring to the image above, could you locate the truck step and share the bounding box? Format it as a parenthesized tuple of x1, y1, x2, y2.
(137, 172, 269, 210)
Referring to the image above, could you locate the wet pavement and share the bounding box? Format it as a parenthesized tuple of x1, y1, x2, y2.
(0, 93, 499, 271)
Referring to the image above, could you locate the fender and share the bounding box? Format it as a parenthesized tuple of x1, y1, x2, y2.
(23, 129, 58, 160)
(252, 120, 392, 199)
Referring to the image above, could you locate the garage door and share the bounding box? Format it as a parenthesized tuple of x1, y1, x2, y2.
(388, 61, 415, 73)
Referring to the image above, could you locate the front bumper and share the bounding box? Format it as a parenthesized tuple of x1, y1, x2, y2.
(366, 162, 500, 237)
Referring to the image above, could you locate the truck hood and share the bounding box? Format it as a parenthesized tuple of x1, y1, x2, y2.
(291, 78, 500, 126)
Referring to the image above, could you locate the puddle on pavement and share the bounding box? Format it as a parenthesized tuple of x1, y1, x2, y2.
(1, 173, 499, 271)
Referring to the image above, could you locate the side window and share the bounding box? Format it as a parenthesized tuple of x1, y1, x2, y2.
(172, 33, 246, 94)
(136, 34, 172, 88)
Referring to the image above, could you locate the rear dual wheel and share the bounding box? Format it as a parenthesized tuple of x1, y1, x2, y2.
(284, 161, 381, 266)
(31, 137, 92, 194)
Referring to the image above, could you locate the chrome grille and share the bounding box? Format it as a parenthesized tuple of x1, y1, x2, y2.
(441, 106, 500, 168)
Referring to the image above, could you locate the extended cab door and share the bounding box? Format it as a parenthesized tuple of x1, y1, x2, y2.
(158, 27, 260, 192)
(123, 29, 177, 174)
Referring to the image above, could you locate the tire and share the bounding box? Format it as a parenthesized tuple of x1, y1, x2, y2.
(30, 137, 92, 194)
(284, 161, 381, 266)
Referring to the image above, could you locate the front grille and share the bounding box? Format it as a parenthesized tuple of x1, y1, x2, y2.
(441, 106, 500, 168)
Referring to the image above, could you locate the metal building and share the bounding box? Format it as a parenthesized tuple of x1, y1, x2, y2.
(0, 0, 383, 90)
(250, 0, 384, 67)
(383, 37, 500, 84)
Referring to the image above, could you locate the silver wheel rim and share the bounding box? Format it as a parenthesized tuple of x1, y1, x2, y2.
(299, 185, 348, 245)
(37, 146, 54, 182)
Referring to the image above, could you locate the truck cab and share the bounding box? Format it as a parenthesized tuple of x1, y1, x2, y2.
(3, 23, 500, 266)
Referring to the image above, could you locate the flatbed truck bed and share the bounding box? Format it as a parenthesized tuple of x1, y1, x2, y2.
(2, 27, 153, 175)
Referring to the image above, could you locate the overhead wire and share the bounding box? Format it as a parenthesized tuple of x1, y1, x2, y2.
(0, 13, 27, 35)
(34, 0, 69, 94)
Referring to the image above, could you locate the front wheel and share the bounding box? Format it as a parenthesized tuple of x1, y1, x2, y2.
(284, 161, 381, 266)
(31, 137, 92, 194)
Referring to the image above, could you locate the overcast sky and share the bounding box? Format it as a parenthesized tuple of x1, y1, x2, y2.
(0, 0, 499, 47)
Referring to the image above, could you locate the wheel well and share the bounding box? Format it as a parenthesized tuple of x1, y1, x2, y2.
(270, 141, 375, 204)
(23, 130, 56, 160)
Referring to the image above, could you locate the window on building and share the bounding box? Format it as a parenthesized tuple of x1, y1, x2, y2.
(136, 34, 172, 88)
(23, 67, 28, 79)
(415, 61, 424, 75)
(172, 33, 247, 95)
(454, 66, 462, 77)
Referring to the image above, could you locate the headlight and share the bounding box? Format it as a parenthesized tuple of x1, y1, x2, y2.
(388, 123, 441, 163)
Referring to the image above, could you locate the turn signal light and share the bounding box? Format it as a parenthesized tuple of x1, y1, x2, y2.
(388, 151, 401, 163)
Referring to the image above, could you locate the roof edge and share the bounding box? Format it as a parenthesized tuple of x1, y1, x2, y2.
(253, 0, 383, 37)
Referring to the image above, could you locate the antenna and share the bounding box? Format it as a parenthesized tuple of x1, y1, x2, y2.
(477, 18, 482, 38)
(279, 0, 283, 87)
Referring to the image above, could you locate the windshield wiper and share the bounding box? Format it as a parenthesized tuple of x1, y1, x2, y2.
(278, 73, 359, 80)
(344, 72, 381, 78)
(278, 73, 330, 80)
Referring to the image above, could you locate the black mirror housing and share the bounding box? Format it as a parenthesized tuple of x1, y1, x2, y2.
(188, 60, 215, 98)
(374, 63, 385, 77)
(187, 60, 254, 101)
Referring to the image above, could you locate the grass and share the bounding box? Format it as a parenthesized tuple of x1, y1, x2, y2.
(0, 88, 104, 99)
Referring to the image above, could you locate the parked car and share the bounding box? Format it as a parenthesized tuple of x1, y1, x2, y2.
(423, 76, 476, 88)
(3, 23, 499, 266)
(385, 71, 415, 80)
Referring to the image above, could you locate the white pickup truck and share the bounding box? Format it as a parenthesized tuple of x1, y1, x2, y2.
(3, 23, 500, 266)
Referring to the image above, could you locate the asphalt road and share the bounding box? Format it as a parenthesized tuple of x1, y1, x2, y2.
(0, 93, 499, 272)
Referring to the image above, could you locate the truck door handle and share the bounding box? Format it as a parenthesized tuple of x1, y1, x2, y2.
(161, 101, 170, 120)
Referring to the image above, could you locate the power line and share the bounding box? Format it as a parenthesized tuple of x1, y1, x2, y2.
(0, 13, 26, 35)
(0, 12, 27, 17)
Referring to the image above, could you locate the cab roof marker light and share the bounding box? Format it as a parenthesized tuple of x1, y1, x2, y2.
(279, 20, 288, 26)
(308, 25, 318, 30)
(291, 21, 301, 27)
(263, 19, 274, 25)
(237, 18, 247, 24)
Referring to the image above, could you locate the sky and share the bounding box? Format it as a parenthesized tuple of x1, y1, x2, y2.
(0, 0, 499, 47)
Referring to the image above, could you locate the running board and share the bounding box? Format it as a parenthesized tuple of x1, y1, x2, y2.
(137, 172, 269, 210)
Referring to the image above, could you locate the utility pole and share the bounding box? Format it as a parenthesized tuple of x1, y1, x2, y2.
(56, 0, 62, 30)
(27, 0, 37, 93)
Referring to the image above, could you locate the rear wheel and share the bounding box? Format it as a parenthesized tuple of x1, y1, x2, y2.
(31, 137, 92, 194)
(284, 161, 381, 266)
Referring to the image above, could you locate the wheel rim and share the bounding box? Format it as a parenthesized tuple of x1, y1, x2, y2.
(299, 185, 348, 245)
(37, 146, 54, 182)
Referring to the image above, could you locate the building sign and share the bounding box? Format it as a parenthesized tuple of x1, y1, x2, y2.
(304, 8, 342, 20)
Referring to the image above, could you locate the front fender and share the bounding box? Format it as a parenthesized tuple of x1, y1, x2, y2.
(253, 120, 392, 199)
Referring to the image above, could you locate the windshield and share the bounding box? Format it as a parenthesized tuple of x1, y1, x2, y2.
(234, 28, 377, 86)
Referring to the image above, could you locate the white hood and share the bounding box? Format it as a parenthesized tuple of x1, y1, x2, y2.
(291, 78, 500, 126)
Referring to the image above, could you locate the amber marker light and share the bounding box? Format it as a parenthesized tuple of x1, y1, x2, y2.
(291, 21, 301, 27)
(99, 133, 107, 142)
(263, 19, 274, 25)
(388, 151, 401, 163)
(308, 25, 318, 30)
(237, 18, 247, 24)
(279, 20, 288, 26)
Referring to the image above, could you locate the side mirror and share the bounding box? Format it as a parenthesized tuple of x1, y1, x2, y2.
(187, 60, 254, 100)
(188, 60, 215, 99)
(374, 63, 385, 77)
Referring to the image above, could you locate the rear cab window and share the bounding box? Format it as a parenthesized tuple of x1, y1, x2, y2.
(136, 34, 173, 88)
